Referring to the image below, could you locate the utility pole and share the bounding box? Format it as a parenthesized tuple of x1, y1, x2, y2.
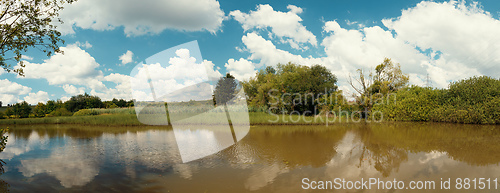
(425, 73, 432, 88)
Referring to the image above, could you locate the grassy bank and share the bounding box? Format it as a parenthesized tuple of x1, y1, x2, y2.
(0, 112, 355, 126)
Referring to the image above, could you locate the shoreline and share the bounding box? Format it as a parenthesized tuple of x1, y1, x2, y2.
(0, 112, 497, 127)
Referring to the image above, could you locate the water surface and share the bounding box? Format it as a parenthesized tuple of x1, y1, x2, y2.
(1, 123, 500, 192)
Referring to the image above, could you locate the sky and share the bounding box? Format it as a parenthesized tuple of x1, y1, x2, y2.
(1, 0, 499, 105)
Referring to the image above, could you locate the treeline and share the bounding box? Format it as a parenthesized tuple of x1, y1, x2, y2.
(374, 76, 500, 124)
(0, 93, 133, 119)
(242, 60, 499, 124)
(242, 62, 338, 115)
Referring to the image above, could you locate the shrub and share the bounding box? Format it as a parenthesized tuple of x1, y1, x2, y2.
(73, 109, 100, 116)
(47, 108, 73, 117)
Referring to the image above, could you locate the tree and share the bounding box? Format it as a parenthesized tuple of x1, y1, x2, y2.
(349, 58, 409, 119)
(214, 73, 238, 106)
(33, 102, 47, 117)
(371, 58, 409, 95)
(65, 93, 103, 112)
(4, 107, 12, 117)
(1, 0, 76, 76)
(243, 62, 338, 115)
(10, 101, 31, 118)
(0, 101, 2, 107)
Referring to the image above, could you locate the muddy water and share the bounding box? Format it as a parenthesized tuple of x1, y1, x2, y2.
(0, 123, 500, 192)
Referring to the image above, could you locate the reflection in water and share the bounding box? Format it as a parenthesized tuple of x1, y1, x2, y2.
(0, 123, 499, 192)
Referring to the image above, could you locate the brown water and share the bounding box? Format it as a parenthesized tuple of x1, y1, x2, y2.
(1, 123, 500, 192)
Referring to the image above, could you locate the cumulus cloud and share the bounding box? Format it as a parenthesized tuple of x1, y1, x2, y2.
(75, 41, 92, 49)
(225, 58, 257, 81)
(130, 48, 223, 102)
(58, 0, 225, 36)
(24, 91, 49, 105)
(237, 2, 500, 89)
(230, 4, 317, 48)
(119, 50, 134, 65)
(382, 0, 500, 83)
(62, 84, 86, 96)
(0, 79, 32, 104)
(19, 44, 105, 90)
(21, 55, 33, 61)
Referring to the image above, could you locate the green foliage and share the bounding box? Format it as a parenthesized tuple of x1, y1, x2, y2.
(349, 58, 409, 118)
(0, 0, 76, 76)
(33, 102, 47, 117)
(0, 127, 7, 152)
(6, 101, 32, 118)
(47, 107, 72, 117)
(0, 111, 4, 119)
(375, 76, 500, 124)
(73, 109, 100, 116)
(214, 73, 238, 106)
(242, 62, 338, 115)
(65, 93, 104, 112)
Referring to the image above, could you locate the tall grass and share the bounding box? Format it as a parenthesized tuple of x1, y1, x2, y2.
(0, 114, 142, 126)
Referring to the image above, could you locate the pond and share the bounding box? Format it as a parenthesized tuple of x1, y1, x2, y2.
(1, 123, 500, 192)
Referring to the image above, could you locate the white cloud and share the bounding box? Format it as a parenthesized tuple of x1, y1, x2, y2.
(230, 4, 317, 48)
(75, 41, 92, 49)
(0, 79, 32, 105)
(21, 55, 33, 61)
(24, 91, 49, 105)
(130, 48, 223, 102)
(225, 58, 257, 81)
(0, 79, 31, 95)
(238, 1, 500, 89)
(119, 50, 134, 65)
(19, 44, 104, 89)
(58, 0, 225, 36)
(242, 32, 324, 68)
(62, 84, 86, 96)
(382, 0, 500, 85)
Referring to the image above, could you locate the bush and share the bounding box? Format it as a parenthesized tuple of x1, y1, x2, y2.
(374, 76, 500, 124)
(0, 112, 4, 119)
(47, 108, 73, 117)
(73, 109, 100, 116)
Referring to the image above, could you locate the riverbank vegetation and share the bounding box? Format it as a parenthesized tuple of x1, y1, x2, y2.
(1, 59, 498, 125)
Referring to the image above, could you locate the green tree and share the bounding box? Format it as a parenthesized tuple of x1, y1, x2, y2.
(371, 58, 409, 95)
(1, 0, 76, 75)
(9, 101, 31, 118)
(214, 73, 238, 106)
(33, 102, 47, 117)
(0, 127, 8, 175)
(243, 62, 338, 115)
(349, 58, 408, 119)
(4, 107, 12, 118)
(65, 93, 103, 112)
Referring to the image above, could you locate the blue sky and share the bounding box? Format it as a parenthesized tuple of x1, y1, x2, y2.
(1, 0, 499, 105)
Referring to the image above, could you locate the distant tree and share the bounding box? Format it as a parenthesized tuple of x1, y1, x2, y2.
(242, 62, 338, 115)
(371, 58, 409, 95)
(4, 108, 12, 118)
(46, 100, 63, 113)
(214, 73, 238, 106)
(10, 101, 31, 118)
(0, 101, 2, 107)
(349, 58, 409, 119)
(126, 100, 134, 107)
(33, 102, 47, 117)
(65, 93, 103, 112)
(0, 0, 77, 76)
